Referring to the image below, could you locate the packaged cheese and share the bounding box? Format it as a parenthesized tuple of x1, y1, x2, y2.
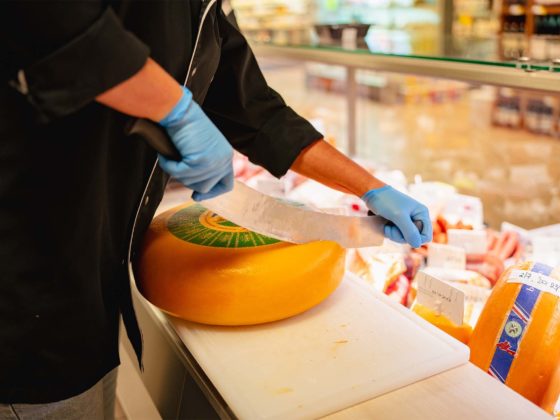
(469, 261, 560, 412)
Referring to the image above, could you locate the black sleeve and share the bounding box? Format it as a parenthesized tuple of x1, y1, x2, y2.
(202, 10, 323, 178)
(0, 1, 150, 122)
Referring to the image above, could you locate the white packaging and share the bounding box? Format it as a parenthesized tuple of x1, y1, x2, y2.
(442, 194, 484, 229)
(428, 243, 467, 270)
(447, 229, 488, 255)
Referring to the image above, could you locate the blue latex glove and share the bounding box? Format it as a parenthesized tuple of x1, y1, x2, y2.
(362, 185, 432, 248)
(159, 86, 234, 201)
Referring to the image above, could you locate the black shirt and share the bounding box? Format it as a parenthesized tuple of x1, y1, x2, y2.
(0, 0, 321, 403)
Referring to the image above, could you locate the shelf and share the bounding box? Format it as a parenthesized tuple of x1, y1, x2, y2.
(251, 42, 560, 93)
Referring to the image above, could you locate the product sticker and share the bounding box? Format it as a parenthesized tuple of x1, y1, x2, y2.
(168, 204, 280, 248)
(507, 268, 560, 298)
(428, 243, 466, 270)
(447, 229, 487, 254)
(416, 271, 465, 325)
(488, 263, 553, 383)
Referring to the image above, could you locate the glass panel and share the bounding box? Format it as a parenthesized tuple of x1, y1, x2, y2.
(259, 57, 560, 228)
(353, 69, 560, 228)
(261, 59, 351, 151)
(253, 34, 560, 71)
(231, 0, 560, 70)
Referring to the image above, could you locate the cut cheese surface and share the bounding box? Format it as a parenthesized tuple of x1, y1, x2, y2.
(137, 202, 346, 326)
(469, 261, 560, 412)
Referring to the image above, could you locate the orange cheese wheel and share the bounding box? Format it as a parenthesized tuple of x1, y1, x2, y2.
(136, 202, 346, 326)
(469, 261, 560, 411)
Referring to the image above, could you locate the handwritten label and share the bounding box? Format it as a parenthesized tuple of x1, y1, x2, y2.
(428, 243, 466, 270)
(532, 236, 560, 267)
(447, 229, 487, 254)
(508, 269, 560, 298)
(416, 271, 465, 325)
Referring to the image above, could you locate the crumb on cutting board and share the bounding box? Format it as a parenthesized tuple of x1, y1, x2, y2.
(275, 387, 294, 394)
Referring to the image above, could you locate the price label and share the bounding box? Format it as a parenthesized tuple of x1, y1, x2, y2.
(447, 229, 487, 254)
(532, 236, 560, 267)
(416, 271, 465, 326)
(428, 243, 466, 270)
(508, 269, 560, 298)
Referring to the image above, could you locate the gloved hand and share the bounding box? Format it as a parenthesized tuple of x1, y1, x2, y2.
(159, 86, 234, 201)
(362, 185, 432, 248)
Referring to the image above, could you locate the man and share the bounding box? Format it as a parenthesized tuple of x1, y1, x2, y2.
(0, 1, 431, 418)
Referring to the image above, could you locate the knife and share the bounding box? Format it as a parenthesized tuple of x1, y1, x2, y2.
(127, 119, 422, 248)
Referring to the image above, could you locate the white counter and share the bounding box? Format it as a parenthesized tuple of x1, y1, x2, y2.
(129, 270, 550, 419)
(325, 363, 549, 420)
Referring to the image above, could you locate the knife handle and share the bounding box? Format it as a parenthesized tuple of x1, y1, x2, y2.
(125, 118, 182, 161)
(367, 210, 424, 234)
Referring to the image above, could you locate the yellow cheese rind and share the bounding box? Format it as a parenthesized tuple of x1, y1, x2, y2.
(137, 202, 346, 325)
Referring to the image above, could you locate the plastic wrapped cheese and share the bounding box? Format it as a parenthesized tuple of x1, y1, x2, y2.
(469, 261, 560, 412)
(412, 303, 472, 344)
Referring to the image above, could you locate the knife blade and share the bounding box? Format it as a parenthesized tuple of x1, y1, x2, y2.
(126, 119, 417, 248)
(201, 179, 386, 247)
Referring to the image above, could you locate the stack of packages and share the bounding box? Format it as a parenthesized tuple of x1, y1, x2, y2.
(233, 152, 560, 415)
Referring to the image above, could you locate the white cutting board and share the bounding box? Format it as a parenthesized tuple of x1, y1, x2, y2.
(169, 273, 469, 420)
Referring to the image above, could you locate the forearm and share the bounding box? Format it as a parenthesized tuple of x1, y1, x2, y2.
(291, 140, 385, 197)
(96, 58, 182, 121)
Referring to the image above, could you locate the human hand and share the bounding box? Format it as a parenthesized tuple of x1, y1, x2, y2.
(362, 185, 432, 248)
(159, 86, 234, 201)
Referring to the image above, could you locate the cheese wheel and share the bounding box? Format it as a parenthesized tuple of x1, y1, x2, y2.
(469, 261, 560, 411)
(136, 202, 346, 325)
